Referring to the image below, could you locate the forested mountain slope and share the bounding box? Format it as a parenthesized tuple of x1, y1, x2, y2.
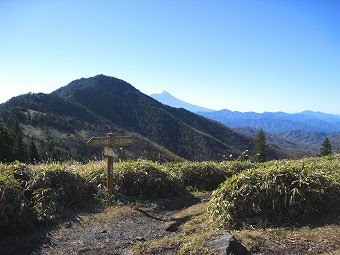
(0, 75, 289, 161)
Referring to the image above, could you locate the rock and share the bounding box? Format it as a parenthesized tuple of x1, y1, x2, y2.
(97, 184, 106, 197)
(136, 236, 146, 242)
(206, 230, 249, 255)
(97, 189, 106, 197)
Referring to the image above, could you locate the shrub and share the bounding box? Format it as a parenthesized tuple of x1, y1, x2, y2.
(209, 156, 340, 228)
(0, 162, 97, 239)
(0, 163, 35, 239)
(113, 161, 186, 198)
(218, 160, 255, 177)
(168, 162, 227, 191)
(30, 164, 96, 224)
(77, 161, 106, 188)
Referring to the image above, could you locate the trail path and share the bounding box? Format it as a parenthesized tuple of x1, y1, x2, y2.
(0, 194, 206, 255)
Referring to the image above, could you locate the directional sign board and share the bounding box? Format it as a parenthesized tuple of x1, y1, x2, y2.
(87, 134, 133, 196)
(87, 135, 133, 147)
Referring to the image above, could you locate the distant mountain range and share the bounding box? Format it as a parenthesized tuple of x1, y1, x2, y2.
(151, 90, 340, 154)
(198, 109, 340, 133)
(0, 75, 291, 161)
(150, 90, 340, 133)
(150, 91, 214, 113)
(235, 127, 340, 156)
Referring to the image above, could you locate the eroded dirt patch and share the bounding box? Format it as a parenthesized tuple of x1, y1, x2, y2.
(0, 193, 204, 255)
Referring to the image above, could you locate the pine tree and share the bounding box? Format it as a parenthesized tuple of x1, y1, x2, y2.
(0, 123, 12, 162)
(320, 137, 332, 156)
(28, 141, 40, 163)
(9, 121, 28, 162)
(254, 128, 268, 163)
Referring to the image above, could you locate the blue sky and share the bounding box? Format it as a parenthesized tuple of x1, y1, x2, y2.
(1, 0, 339, 114)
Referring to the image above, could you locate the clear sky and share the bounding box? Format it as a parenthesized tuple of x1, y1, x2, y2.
(1, 0, 339, 114)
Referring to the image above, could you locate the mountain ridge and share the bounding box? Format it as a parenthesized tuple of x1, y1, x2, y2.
(149, 89, 340, 133)
(150, 89, 340, 154)
(198, 110, 340, 133)
(0, 75, 290, 161)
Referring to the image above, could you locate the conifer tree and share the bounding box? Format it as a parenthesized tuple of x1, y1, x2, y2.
(254, 128, 268, 163)
(320, 137, 332, 156)
(28, 141, 40, 163)
(0, 123, 12, 162)
(9, 121, 28, 162)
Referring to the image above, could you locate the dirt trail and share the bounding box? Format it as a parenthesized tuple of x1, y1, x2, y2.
(1, 193, 339, 255)
(0, 194, 206, 255)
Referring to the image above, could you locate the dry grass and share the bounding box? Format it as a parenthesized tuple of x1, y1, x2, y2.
(233, 222, 340, 255)
(133, 192, 340, 255)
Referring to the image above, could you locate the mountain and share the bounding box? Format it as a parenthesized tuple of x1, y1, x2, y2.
(234, 127, 340, 156)
(300, 110, 340, 122)
(278, 130, 340, 153)
(150, 90, 340, 133)
(149, 90, 340, 156)
(234, 127, 316, 157)
(0, 75, 290, 162)
(150, 90, 214, 113)
(198, 109, 340, 133)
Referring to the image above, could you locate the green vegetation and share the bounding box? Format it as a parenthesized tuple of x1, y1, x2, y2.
(113, 161, 186, 198)
(209, 154, 340, 228)
(1, 154, 339, 241)
(167, 162, 228, 191)
(0, 159, 252, 239)
(254, 128, 268, 163)
(0, 121, 39, 163)
(320, 137, 333, 156)
(0, 161, 99, 239)
(0, 121, 69, 163)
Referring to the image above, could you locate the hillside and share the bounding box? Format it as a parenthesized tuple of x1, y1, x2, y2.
(234, 127, 316, 157)
(235, 127, 340, 156)
(278, 130, 340, 153)
(0, 75, 290, 161)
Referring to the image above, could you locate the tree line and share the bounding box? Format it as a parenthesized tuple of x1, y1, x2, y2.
(0, 120, 334, 164)
(0, 122, 63, 163)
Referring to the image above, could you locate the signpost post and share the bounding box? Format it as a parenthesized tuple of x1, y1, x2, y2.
(87, 134, 133, 195)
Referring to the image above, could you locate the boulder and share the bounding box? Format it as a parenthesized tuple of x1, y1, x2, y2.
(206, 230, 249, 255)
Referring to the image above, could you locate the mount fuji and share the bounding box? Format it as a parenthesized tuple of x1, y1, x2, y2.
(150, 90, 214, 113)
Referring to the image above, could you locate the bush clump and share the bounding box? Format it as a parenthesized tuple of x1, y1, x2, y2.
(0, 163, 35, 239)
(31, 164, 96, 223)
(209, 156, 340, 228)
(168, 162, 227, 191)
(218, 160, 255, 177)
(113, 161, 186, 198)
(0, 162, 97, 239)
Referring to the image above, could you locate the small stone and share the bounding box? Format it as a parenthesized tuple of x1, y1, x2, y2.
(136, 236, 146, 242)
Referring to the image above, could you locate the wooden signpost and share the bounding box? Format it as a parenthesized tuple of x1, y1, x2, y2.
(87, 134, 133, 195)
(88, 135, 133, 147)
